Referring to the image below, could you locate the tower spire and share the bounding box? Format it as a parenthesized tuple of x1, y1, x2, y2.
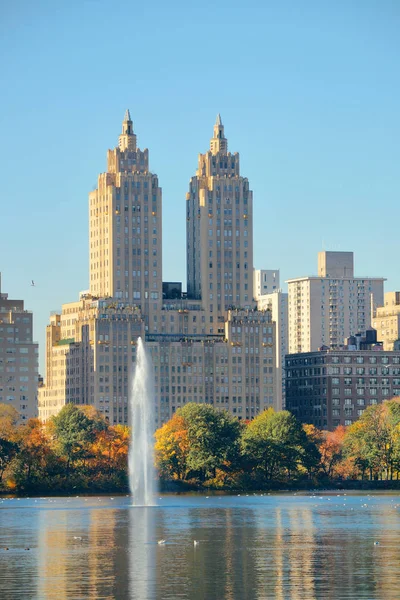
(210, 113, 227, 154)
(119, 108, 136, 151)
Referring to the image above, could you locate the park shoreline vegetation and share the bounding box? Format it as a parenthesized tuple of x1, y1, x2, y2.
(1, 399, 400, 496)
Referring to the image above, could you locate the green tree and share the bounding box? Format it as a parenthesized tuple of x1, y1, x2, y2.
(301, 424, 322, 479)
(176, 403, 242, 481)
(0, 437, 18, 483)
(241, 408, 307, 481)
(50, 404, 99, 473)
(345, 405, 391, 480)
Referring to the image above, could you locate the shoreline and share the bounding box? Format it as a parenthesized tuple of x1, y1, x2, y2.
(3, 480, 400, 498)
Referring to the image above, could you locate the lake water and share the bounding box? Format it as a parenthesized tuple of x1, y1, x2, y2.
(1, 492, 400, 599)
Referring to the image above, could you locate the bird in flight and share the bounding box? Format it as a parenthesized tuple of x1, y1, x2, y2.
(31, 280, 35, 287)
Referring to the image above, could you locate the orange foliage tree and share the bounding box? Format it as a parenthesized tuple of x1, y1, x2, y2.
(90, 424, 130, 474)
(154, 414, 190, 480)
(318, 425, 347, 478)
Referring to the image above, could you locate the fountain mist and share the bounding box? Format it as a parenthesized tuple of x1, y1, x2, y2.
(128, 337, 157, 506)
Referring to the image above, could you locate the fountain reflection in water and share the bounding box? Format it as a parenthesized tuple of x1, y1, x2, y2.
(128, 337, 157, 506)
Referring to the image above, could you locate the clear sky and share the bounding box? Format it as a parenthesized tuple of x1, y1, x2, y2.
(0, 0, 399, 374)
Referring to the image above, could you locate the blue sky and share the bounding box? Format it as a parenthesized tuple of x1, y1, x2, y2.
(0, 0, 399, 373)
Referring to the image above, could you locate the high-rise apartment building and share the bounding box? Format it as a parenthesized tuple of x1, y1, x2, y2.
(89, 110, 162, 332)
(39, 113, 278, 425)
(253, 269, 280, 299)
(0, 274, 39, 420)
(287, 251, 385, 354)
(373, 292, 400, 350)
(186, 116, 253, 331)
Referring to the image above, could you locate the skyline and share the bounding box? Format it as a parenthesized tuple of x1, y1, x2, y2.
(1, 1, 399, 374)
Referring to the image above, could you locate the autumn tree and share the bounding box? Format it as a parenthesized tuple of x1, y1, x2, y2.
(91, 424, 130, 474)
(155, 414, 190, 480)
(11, 419, 58, 488)
(0, 403, 19, 438)
(345, 400, 400, 480)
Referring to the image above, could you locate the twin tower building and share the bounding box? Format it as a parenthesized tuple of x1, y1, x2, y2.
(38, 112, 276, 426)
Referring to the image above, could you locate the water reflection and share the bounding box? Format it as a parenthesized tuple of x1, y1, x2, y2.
(129, 507, 156, 600)
(1, 495, 400, 599)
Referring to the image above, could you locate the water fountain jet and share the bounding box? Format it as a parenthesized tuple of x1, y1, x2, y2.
(128, 337, 157, 506)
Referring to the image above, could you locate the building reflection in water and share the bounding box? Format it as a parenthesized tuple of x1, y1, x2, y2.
(36, 499, 129, 599)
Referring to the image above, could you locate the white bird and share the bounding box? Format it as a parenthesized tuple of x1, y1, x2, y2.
(158, 539, 166, 545)
(73, 536, 82, 541)
(194, 540, 199, 546)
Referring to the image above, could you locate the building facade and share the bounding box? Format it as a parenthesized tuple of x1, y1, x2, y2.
(186, 115, 254, 329)
(0, 274, 39, 421)
(256, 290, 288, 410)
(287, 251, 385, 354)
(38, 296, 145, 422)
(373, 291, 400, 351)
(253, 269, 280, 299)
(39, 113, 278, 425)
(286, 337, 400, 430)
(89, 110, 162, 333)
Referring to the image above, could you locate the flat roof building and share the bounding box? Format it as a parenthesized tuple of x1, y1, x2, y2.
(287, 251, 385, 354)
(0, 274, 39, 421)
(285, 331, 400, 429)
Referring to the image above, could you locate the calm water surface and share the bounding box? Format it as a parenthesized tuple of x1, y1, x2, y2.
(1, 492, 400, 599)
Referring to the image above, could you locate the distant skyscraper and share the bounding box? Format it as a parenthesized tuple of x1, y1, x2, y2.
(89, 110, 162, 332)
(186, 115, 253, 331)
(287, 251, 385, 353)
(0, 273, 38, 420)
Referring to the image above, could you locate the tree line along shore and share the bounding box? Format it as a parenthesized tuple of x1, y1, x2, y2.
(1, 399, 400, 495)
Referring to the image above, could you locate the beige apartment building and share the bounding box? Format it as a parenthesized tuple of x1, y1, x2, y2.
(373, 291, 400, 350)
(39, 113, 278, 425)
(39, 296, 145, 422)
(287, 251, 385, 354)
(186, 115, 253, 332)
(148, 310, 276, 425)
(256, 289, 288, 410)
(0, 274, 39, 420)
(89, 110, 162, 333)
